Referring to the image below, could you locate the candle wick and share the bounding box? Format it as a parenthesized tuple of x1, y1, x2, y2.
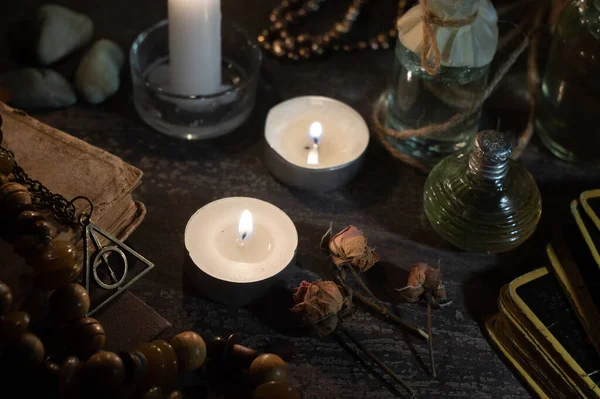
(242, 232, 247, 240)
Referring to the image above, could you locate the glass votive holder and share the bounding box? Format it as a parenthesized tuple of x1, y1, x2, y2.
(130, 20, 262, 140)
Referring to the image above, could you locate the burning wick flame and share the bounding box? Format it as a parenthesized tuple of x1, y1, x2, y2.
(309, 122, 323, 146)
(307, 122, 322, 165)
(237, 209, 254, 243)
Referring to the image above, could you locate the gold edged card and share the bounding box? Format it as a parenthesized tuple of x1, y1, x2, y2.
(547, 242, 600, 357)
(506, 267, 600, 398)
(486, 313, 549, 399)
(572, 198, 600, 269)
(581, 190, 600, 233)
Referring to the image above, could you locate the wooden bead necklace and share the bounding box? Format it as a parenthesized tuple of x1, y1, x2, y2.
(0, 114, 302, 398)
(258, 0, 408, 60)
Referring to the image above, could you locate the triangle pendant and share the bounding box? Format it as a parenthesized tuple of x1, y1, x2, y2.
(83, 222, 154, 316)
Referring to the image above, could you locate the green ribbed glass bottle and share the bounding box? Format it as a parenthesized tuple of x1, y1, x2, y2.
(423, 130, 542, 253)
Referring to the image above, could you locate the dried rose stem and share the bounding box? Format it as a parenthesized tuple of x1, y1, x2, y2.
(354, 292, 429, 341)
(427, 298, 436, 377)
(348, 266, 379, 303)
(339, 325, 416, 398)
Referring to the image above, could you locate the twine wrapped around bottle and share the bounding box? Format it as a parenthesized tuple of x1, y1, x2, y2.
(373, 0, 547, 172)
(420, 0, 479, 76)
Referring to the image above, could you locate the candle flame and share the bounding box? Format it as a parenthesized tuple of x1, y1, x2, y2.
(309, 122, 323, 145)
(237, 210, 254, 241)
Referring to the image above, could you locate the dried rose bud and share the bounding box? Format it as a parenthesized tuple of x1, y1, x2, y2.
(321, 225, 379, 272)
(396, 262, 450, 306)
(291, 280, 346, 335)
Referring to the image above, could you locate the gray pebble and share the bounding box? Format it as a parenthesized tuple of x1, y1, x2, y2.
(36, 5, 93, 65)
(0, 68, 77, 109)
(74, 39, 125, 104)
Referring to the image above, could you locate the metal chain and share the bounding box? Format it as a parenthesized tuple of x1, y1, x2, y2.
(0, 146, 92, 225)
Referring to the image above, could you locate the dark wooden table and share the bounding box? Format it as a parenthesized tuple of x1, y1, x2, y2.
(3, 0, 600, 397)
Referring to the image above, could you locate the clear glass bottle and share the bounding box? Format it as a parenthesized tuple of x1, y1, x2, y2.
(386, 0, 498, 167)
(536, 0, 600, 165)
(423, 130, 542, 253)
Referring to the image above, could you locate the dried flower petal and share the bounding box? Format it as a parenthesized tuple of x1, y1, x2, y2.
(293, 280, 312, 304)
(396, 262, 448, 304)
(396, 285, 424, 304)
(323, 225, 379, 272)
(292, 280, 345, 335)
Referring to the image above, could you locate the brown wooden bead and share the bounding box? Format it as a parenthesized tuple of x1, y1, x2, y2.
(70, 317, 105, 359)
(28, 240, 77, 273)
(83, 351, 125, 391)
(151, 340, 178, 389)
(30, 241, 81, 290)
(170, 331, 206, 372)
(0, 281, 13, 315)
(0, 311, 30, 343)
(249, 354, 288, 385)
(166, 390, 183, 399)
(45, 360, 61, 374)
(34, 263, 83, 291)
(230, 344, 258, 368)
(253, 381, 301, 399)
(298, 47, 311, 59)
(136, 342, 166, 390)
(142, 387, 163, 399)
(13, 332, 45, 369)
(206, 335, 226, 361)
(0, 151, 14, 176)
(272, 40, 285, 57)
(13, 234, 50, 258)
(15, 210, 45, 233)
(29, 220, 56, 238)
(0, 182, 31, 215)
(50, 283, 90, 320)
(119, 350, 147, 384)
(59, 356, 82, 399)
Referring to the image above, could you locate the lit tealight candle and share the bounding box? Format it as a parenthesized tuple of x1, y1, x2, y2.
(184, 197, 298, 306)
(264, 96, 369, 191)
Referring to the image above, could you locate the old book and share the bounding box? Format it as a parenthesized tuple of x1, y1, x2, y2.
(0, 101, 145, 238)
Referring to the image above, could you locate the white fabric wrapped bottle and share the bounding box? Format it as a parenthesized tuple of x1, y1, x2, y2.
(386, 0, 499, 167)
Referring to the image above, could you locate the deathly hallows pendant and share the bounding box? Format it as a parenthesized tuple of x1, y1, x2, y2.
(83, 222, 154, 316)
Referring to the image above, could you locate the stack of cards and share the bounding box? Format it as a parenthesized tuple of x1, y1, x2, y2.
(487, 190, 600, 398)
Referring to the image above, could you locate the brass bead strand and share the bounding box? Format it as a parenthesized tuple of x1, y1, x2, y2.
(258, 0, 406, 60)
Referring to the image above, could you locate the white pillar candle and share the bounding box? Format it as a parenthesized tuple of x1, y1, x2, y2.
(168, 0, 222, 95)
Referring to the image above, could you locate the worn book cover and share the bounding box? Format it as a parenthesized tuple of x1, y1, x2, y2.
(0, 101, 146, 238)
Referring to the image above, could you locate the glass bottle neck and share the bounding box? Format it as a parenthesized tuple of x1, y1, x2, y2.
(466, 152, 509, 186)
